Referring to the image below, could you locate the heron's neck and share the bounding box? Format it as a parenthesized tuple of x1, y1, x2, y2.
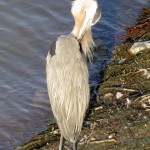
(71, 24, 80, 39)
(71, 25, 94, 61)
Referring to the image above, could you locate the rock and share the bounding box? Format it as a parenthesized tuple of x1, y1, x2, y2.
(103, 93, 114, 101)
(129, 41, 150, 55)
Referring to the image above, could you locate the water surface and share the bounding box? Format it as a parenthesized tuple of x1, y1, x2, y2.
(0, 0, 149, 149)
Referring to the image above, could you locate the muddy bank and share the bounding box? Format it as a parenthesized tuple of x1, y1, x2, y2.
(15, 7, 150, 150)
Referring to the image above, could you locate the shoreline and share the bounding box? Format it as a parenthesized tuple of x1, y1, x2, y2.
(16, 7, 150, 150)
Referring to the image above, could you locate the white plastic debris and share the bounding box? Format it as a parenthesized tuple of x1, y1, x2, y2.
(142, 103, 147, 108)
(129, 41, 150, 55)
(116, 92, 123, 99)
(126, 98, 131, 108)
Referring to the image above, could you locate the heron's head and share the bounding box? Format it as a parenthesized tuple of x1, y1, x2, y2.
(71, 0, 101, 60)
(71, 0, 100, 40)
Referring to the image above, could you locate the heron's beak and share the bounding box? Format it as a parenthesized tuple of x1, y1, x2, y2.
(78, 10, 92, 40)
(78, 6, 101, 40)
(91, 7, 101, 26)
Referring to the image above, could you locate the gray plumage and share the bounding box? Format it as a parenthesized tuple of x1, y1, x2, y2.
(46, 35, 89, 143)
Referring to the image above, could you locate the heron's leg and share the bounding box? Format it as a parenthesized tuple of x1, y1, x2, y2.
(73, 141, 78, 150)
(59, 134, 64, 150)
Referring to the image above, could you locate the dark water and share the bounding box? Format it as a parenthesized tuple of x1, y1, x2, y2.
(0, 0, 149, 149)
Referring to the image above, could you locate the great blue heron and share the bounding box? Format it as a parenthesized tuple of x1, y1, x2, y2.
(46, 0, 100, 149)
